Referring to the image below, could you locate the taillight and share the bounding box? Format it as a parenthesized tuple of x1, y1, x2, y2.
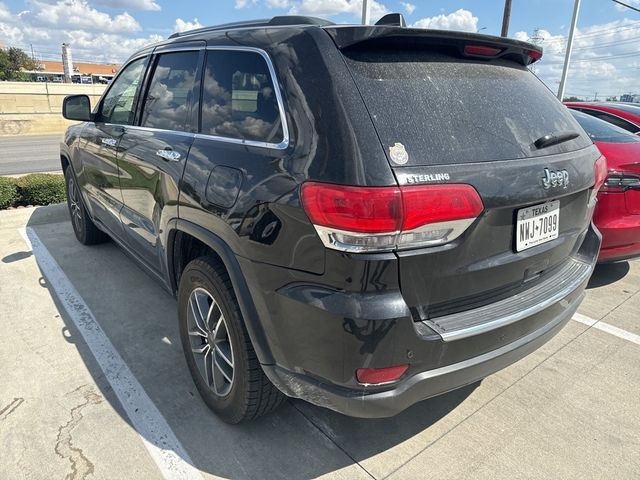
(601, 173, 640, 193)
(356, 364, 409, 385)
(527, 49, 543, 62)
(300, 182, 484, 253)
(593, 156, 608, 193)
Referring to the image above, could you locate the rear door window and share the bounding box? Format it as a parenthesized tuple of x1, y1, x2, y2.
(341, 49, 591, 165)
(200, 50, 284, 145)
(139, 51, 200, 132)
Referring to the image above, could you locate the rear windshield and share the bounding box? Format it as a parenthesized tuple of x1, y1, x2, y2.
(571, 110, 640, 144)
(342, 49, 591, 165)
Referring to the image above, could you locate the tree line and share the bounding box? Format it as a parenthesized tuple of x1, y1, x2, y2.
(0, 47, 42, 81)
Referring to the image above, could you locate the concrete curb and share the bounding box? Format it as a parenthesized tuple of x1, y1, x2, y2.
(0, 203, 68, 229)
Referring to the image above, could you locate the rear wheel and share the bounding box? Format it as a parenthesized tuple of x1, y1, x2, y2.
(178, 255, 286, 423)
(64, 166, 108, 245)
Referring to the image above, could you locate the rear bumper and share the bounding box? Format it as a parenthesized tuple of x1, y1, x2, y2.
(255, 226, 599, 418)
(597, 215, 640, 262)
(264, 290, 582, 418)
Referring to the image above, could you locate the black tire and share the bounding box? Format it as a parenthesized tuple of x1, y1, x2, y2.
(178, 255, 286, 423)
(64, 165, 108, 245)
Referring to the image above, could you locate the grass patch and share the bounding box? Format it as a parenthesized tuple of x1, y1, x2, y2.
(0, 173, 66, 209)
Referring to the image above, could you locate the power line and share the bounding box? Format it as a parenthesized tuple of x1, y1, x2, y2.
(542, 20, 640, 43)
(612, 0, 640, 13)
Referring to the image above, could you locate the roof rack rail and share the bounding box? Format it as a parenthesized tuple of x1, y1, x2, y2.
(169, 15, 333, 39)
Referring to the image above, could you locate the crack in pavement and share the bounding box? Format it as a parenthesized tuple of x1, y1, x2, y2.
(55, 385, 103, 480)
(0, 397, 24, 420)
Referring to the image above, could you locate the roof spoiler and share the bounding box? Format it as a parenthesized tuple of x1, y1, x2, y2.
(323, 26, 543, 66)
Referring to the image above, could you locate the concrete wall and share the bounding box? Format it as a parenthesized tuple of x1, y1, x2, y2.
(0, 82, 106, 136)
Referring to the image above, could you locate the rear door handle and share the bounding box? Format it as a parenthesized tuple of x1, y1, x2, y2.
(101, 138, 117, 147)
(156, 149, 181, 162)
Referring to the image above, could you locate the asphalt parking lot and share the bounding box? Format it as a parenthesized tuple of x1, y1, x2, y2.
(1, 205, 639, 480)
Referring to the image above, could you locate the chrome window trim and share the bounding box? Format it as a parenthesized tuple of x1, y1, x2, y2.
(197, 46, 290, 150)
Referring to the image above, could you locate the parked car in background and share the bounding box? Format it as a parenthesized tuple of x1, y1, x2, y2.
(565, 102, 640, 135)
(571, 110, 640, 262)
(61, 14, 604, 423)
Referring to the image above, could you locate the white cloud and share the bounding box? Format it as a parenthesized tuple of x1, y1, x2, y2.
(400, 2, 415, 15)
(266, 0, 290, 8)
(20, 0, 141, 33)
(235, 0, 257, 8)
(412, 8, 478, 32)
(515, 19, 640, 99)
(94, 0, 161, 11)
(0, 0, 159, 65)
(173, 17, 203, 33)
(289, 0, 388, 21)
(0, 2, 12, 21)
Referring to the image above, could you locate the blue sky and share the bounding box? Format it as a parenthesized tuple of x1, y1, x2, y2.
(0, 0, 638, 97)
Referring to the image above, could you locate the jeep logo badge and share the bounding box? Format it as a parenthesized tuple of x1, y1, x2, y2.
(542, 168, 569, 189)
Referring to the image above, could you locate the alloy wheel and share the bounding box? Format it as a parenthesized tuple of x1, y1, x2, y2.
(187, 287, 235, 397)
(67, 176, 83, 233)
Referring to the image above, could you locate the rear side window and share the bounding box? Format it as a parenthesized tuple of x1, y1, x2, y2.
(576, 109, 639, 134)
(571, 110, 640, 144)
(140, 51, 199, 132)
(200, 50, 283, 144)
(99, 57, 146, 125)
(342, 49, 592, 165)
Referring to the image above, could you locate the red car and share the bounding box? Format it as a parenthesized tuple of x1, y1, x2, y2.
(571, 110, 640, 262)
(565, 102, 640, 136)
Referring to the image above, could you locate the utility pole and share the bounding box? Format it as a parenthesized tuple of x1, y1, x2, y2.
(557, 0, 581, 101)
(501, 0, 512, 37)
(529, 28, 544, 73)
(362, 0, 370, 25)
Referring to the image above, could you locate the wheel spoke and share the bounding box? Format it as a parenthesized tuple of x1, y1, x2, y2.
(191, 343, 210, 355)
(215, 343, 233, 368)
(203, 346, 213, 387)
(189, 296, 208, 336)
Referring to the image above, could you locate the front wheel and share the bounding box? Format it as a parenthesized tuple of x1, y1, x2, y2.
(178, 256, 286, 423)
(64, 166, 108, 245)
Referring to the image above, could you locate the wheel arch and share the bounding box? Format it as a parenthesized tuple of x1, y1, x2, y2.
(166, 219, 275, 365)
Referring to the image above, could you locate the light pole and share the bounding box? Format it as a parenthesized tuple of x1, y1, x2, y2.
(557, 0, 581, 100)
(501, 0, 512, 37)
(362, 0, 370, 25)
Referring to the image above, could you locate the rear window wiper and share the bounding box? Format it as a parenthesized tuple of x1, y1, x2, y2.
(533, 131, 581, 150)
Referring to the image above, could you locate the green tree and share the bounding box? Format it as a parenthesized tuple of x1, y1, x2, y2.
(562, 96, 581, 102)
(0, 47, 41, 81)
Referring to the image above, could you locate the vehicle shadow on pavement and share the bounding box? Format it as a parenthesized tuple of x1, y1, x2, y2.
(587, 262, 630, 289)
(27, 217, 477, 479)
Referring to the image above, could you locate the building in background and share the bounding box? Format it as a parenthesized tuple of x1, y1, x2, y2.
(22, 60, 119, 84)
(621, 94, 640, 103)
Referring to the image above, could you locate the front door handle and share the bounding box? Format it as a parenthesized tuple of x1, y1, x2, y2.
(101, 137, 117, 147)
(156, 148, 181, 162)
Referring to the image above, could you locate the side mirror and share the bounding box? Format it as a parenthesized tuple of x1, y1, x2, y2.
(63, 95, 92, 121)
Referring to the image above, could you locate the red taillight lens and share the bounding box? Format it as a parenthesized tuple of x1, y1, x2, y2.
(300, 182, 484, 252)
(464, 45, 502, 57)
(594, 156, 608, 192)
(401, 185, 484, 230)
(356, 364, 409, 385)
(299, 183, 401, 233)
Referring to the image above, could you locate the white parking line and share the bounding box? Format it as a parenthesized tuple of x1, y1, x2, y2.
(573, 312, 640, 346)
(20, 227, 203, 480)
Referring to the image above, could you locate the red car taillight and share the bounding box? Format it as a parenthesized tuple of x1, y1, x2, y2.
(601, 173, 640, 193)
(300, 182, 484, 253)
(594, 156, 608, 193)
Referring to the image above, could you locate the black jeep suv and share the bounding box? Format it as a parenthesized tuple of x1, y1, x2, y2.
(61, 14, 604, 423)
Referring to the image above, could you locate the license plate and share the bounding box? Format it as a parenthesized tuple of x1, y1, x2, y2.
(516, 200, 560, 252)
